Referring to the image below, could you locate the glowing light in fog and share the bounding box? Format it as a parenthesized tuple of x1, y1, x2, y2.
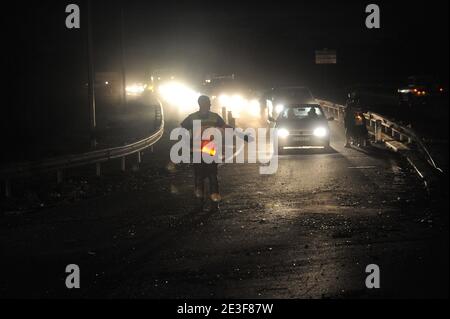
(218, 94, 243, 117)
(159, 81, 201, 112)
(219, 94, 230, 106)
(313, 127, 328, 137)
(249, 99, 261, 117)
(126, 83, 146, 95)
(218, 94, 260, 118)
(275, 104, 284, 114)
(277, 128, 290, 138)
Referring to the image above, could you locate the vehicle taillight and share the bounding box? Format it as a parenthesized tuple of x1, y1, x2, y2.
(412, 88, 425, 96)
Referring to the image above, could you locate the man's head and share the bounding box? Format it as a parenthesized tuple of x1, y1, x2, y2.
(198, 95, 211, 114)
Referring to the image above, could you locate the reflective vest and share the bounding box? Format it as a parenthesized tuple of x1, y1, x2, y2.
(189, 112, 221, 156)
(201, 140, 217, 156)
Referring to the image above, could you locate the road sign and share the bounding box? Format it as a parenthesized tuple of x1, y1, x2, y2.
(315, 49, 337, 64)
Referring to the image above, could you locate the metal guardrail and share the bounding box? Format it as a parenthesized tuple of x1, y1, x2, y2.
(1, 103, 164, 197)
(317, 99, 443, 173)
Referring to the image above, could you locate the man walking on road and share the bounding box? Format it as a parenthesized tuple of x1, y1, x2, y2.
(181, 95, 226, 212)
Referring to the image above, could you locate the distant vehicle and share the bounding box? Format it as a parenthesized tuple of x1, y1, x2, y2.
(270, 104, 334, 153)
(205, 75, 262, 118)
(266, 86, 316, 119)
(397, 75, 446, 106)
(126, 82, 148, 97)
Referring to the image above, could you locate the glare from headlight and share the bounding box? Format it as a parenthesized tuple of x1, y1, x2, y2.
(218, 94, 262, 118)
(158, 81, 200, 112)
(218, 94, 245, 118)
(248, 99, 261, 117)
(230, 95, 246, 118)
(126, 83, 146, 95)
(313, 127, 328, 137)
(277, 128, 290, 138)
(275, 104, 284, 114)
(231, 95, 245, 107)
(219, 94, 230, 106)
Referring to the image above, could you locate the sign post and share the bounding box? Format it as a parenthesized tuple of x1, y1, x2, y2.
(87, 0, 97, 148)
(315, 49, 337, 91)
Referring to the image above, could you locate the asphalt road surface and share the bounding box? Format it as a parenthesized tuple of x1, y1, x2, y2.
(1, 108, 448, 298)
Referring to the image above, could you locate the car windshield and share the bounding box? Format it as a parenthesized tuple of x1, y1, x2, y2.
(279, 106, 323, 120)
(274, 88, 313, 101)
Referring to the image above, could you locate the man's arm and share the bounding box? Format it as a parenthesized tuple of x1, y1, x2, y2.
(216, 114, 239, 130)
(216, 114, 228, 128)
(216, 114, 254, 143)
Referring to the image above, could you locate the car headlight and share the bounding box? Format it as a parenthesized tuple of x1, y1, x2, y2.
(313, 127, 328, 138)
(277, 128, 290, 138)
(126, 83, 146, 94)
(248, 99, 261, 117)
(158, 82, 201, 111)
(219, 94, 230, 105)
(275, 104, 284, 114)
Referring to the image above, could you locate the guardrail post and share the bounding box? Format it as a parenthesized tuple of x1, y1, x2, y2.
(137, 151, 142, 164)
(222, 107, 227, 123)
(4, 180, 11, 197)
(391, 128, 396, 139)
(375, 120, 382, 143)
(96, 163, 101, 177)
(121, 156, 126, 172)
(228, 112, 236, 128)
(57, 169, 63, 184)
(155, 106, 162, 125)
(227, 110, 233, 126)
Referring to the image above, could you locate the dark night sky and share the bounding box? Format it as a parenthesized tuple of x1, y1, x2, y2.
(5, 0, 449, 86)
(1, 0, 448, 141)
(116, 0, 449, 85)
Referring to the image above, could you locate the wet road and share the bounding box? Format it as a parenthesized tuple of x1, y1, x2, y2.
(0, 109, 448, 298)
